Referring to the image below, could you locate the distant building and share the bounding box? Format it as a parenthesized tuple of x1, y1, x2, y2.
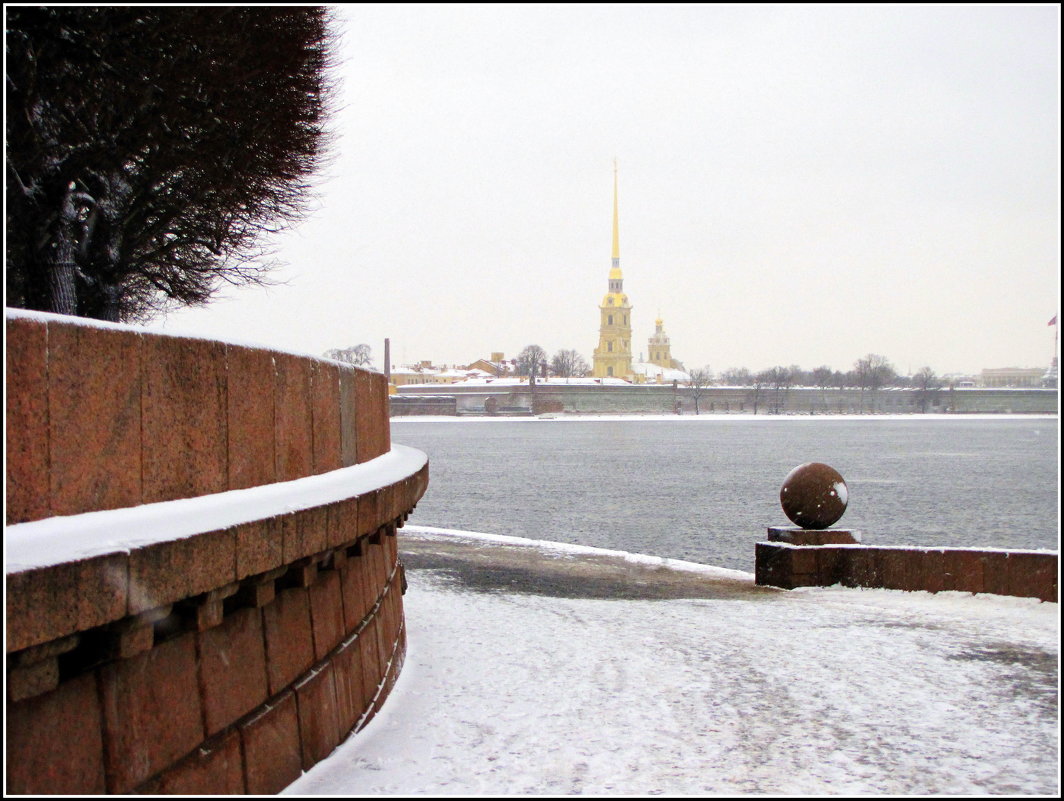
(390, 364, 490, 388)
(979, 367, 1047, 388)
(466, 355, 509, 377)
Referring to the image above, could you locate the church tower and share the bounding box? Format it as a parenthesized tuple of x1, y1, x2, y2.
(647, 316, 675, 369)
(592, 162, 633, 379)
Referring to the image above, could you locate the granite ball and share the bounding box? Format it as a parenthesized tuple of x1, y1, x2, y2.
(780, 462, 848, 529)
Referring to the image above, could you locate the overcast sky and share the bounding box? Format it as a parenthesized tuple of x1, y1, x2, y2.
(150, 4, 1060, 377)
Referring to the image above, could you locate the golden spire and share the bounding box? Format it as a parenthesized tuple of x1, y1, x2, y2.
(611, 158, 620, 265)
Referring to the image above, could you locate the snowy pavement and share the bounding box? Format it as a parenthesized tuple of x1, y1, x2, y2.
(285, 527, 1059, 796)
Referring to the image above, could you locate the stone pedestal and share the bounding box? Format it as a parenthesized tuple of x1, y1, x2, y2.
(766, 526, 861, 546)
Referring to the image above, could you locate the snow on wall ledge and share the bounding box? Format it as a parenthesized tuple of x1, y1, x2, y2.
(5, 309, 429, 794)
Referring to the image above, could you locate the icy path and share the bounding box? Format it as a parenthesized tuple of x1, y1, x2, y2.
(285, 528, 1059, 796)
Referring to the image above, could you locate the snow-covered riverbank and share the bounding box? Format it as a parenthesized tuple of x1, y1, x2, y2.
(285, 526, 1059, 796)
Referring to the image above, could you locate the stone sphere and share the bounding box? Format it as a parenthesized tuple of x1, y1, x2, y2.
(779, 462, 848, 529)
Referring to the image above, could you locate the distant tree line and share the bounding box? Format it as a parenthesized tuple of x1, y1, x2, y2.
(496, 346, 944, 413)
(506, 345, 590, 379)
(712, 354, 944, 414)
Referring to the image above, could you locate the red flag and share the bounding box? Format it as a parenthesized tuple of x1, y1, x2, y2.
(1050, 316, 1058, 326)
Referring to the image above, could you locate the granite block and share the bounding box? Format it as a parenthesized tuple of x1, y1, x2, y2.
(142, 334, 227, 504)
(311, 359, 342, 474)
(128, 528, 235, 615)
(226, 344, 277, 490)
(5, 672, 105, 794)
(49, 321, 143, 516)
(262, 587, 315, 696)
(240, 691, 302, 795)
(338, 366, 359, 468)
(98, 633, 204, 792)
(198, 607, 269, 736)
(5, 314, 50, 523)
(274, 353, 314, 482)
(295, 665, 342, 770)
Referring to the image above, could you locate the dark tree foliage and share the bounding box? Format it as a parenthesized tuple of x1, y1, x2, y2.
(6, 6, 335, 321)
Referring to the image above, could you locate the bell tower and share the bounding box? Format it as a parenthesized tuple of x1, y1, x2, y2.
(592, 161, 633, 379)
(648, 316, 674, 368)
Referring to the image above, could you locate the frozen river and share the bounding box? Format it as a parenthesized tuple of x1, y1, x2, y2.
(391, 415, 1059, 571)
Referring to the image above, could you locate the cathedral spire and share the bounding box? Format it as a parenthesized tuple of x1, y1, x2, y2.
(611, 158, 620, 268)
(594, 161, 633, 380)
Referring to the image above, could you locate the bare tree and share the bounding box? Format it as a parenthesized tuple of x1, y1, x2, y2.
(912, 366, 941, 413)
(324, 344, 373, 368)
(749, 369, 772, 415)
(854, 353, 896, 413)
(810, 365, 833, 413)
(516, 344, 547, 377)
(551, 349, 589, 379)
(767, 365, 794, 414)
(6, 7, 336, 321)
(686, 366, 714, 414)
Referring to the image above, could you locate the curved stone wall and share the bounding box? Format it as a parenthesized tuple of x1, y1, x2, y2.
(5, 309, 428, 794)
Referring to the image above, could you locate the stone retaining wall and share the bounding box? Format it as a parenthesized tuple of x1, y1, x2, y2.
(395, 382, 1058, 415)
(755, 542, 1057, 602)
(6, 310, 391, 525)
(389, 394, 458, 416)
(5, 310, 428, 794)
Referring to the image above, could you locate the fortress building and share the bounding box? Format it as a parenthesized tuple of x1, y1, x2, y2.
(592, 163, 634, 379)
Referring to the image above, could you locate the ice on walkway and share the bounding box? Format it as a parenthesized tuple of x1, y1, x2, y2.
(285, 527, 1059, 796)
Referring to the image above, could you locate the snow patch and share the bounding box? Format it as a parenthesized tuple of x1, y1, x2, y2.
(5, 446, 427, 573)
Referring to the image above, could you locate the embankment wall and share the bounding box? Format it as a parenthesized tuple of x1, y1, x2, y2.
(755, 542, 1057, 601)
(5, 309, 428, 794)
(393, 383, 1058, 415)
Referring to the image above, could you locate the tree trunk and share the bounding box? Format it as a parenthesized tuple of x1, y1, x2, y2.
(48, 259, 78, 315)
(46, 184, 81, 315)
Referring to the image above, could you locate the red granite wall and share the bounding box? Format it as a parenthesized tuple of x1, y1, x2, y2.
(5, 311, 424, 794)
(5, 312, 392, 526)
(755, 542, 1058, 602)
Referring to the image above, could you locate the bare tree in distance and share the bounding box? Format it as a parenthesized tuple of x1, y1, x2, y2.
(811, 365, 834, 414)
(719, 366, 752, 386)
(854, 353, 897, 413)
(766, 365, 794, 414)
(6, 6, 336, 321)
(324, 344, 373, 368)
(686, 366, 714, 414)
(912, 366, 941, 413)
(516, 344, 548, 378)
(551, 349, 589, 379)
(748, 369, 772, 415)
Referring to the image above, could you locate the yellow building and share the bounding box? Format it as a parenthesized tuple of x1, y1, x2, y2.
(647, 316, 683, 370)
(592, 163, 634, 380)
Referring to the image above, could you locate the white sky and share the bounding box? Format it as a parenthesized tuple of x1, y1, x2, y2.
(150, 3, 1061, 377)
